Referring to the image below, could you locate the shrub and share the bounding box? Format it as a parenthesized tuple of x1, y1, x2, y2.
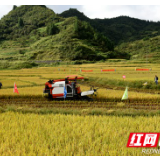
(0, 61, 10, 69)
(46, 23, 59, 35)
(10, 61, 38, 69)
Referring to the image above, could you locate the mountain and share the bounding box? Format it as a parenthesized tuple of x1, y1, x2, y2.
(116, 34, 160, 62)
(0, 5, 56, 40)
(58, 8, 90, 22)
(0, 5, 122, 64)
(59, 9, 160, 45)
(2, 5, 160, 65)
(93, 16, 160, 45)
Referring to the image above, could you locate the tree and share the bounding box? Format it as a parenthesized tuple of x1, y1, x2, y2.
(46, 23, 59, 35)
(74, 17, 79, 32)
(12, 5, 17, 10)
(18, 18, 24, 27)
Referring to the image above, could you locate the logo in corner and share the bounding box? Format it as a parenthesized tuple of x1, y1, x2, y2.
(127, 133, 160, 147)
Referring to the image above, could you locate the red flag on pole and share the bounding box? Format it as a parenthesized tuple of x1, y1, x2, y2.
(14, 83, 19, 94)
(123, 75, 126, 79)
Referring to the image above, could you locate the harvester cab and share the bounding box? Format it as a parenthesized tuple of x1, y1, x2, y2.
(43, 76, 96, 100)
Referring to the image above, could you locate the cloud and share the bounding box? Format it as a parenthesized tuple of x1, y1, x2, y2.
(0, 5, 13, 19)
(81, 5, 160, 21)
(0, 5, 22, 19)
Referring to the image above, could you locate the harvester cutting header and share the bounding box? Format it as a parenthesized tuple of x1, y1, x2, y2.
(43, 76, 97, 100)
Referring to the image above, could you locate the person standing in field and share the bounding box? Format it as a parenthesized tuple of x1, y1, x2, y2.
(155, 75, 158, 85)
(0, 82, 2, 89)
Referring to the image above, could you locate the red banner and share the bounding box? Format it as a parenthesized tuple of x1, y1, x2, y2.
(102, 69, 115, 72)
(82, 70, 93, 72)
(136, 69, 150, 71)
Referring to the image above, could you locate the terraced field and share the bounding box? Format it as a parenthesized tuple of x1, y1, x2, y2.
(1, 62, 160, 155)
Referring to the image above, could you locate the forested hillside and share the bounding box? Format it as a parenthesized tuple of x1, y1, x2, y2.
(60, 8, 160, 44)
(1, 5, 160, 67)
(116, 35, 160, 62)
(0, 5, 126, 65)
(0, 5, 56, 40)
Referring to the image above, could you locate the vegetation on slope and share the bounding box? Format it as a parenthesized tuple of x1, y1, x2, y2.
(60, 9, 160, 45)
(0, 5, 128, 63)
(1, 5, 160, 65)
(116, 35, 160, 62)
(0, 5, 56, 40)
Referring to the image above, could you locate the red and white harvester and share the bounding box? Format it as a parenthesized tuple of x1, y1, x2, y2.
(43, 76, 97, 100)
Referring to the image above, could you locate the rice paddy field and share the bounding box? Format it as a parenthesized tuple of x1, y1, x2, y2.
(1, 62, 160, 156)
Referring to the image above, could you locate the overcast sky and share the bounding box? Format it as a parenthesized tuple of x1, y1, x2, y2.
(1, 4, 160, 22)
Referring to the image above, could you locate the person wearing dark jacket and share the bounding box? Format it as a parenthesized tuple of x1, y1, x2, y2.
(0, 82, 2, 89)
(155, 75, 158, 85)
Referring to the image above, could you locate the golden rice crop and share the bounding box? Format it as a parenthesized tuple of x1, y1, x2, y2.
(80, 85, 160, 100)
(0, 79, 32, 88)
(1, 63, 160, 156)
(1, 63, 160, 98)
(0, 86, 44, 96)
(0, 112, 159, 156)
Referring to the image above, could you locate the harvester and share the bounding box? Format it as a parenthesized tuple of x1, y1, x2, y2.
(43, 76, 97, 100)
